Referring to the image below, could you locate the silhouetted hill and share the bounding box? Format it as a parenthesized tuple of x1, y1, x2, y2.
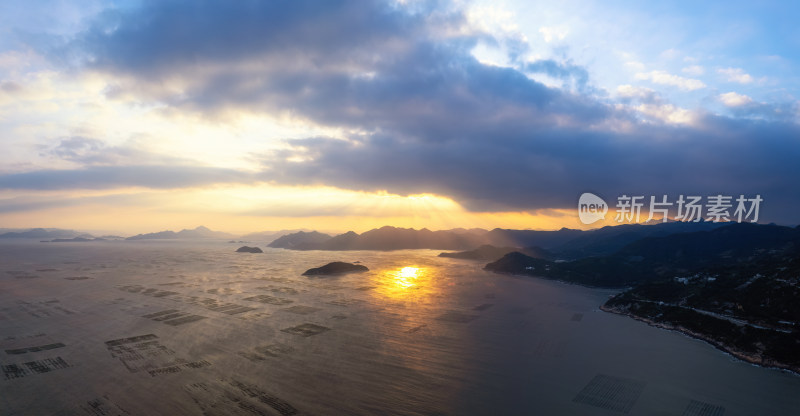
(267, 231, 333, 249)
(315, 231, 359, 250)
(341, 226, 485, 250)
(480, 221, 725, 257)
(126, 226, 234, 240)
(439, 245, 552, 261)
(0, 228, 91, 239)
(240, 229, 311, 241)
(269, 222, 753, 254)
(552, 221, 726, 258)
(176, 226, 234, 239)
(485, 223, 800, 287)
(127, 230, 177, 240)
(274, 226, 487, 250)
(485, 227, 584, 250)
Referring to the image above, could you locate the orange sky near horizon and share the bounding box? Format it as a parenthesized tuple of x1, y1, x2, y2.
(0, 184, 627, 235)
(0, 184, 661, 236)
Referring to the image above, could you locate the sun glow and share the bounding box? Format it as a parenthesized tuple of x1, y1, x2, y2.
(398, 267, 419, 279)
(372, 265, 436, 301)
(395, 267, 420, 289)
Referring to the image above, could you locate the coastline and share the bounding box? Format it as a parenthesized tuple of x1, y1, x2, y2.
(600, 304, 800, 377)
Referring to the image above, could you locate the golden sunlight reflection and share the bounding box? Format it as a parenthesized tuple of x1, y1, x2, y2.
(398, 266, 419, 280)
(373, 265, 440, 302)
(393, 266, 421, 289)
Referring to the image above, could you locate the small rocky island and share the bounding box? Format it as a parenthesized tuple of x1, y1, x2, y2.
(302, 262, 368, 276)
(236, 246, 263, 253)
(45, 237, 107, 243)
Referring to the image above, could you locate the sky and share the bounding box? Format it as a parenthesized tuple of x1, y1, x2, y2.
(1, 0, 799, 235)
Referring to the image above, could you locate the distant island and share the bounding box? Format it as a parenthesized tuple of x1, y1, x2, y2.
(236, 246, 263, 253)
(126, 225, 235, 240)
(268, 231, 334, 249)
(0, 228, 92, 239)
(302, 262, 369, 276)
(45, 237, 107, 243)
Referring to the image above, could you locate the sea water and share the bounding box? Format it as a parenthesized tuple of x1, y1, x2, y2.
(0, 240, 798, 415)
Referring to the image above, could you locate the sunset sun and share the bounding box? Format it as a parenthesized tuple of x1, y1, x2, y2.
(398, 267, 420, 279)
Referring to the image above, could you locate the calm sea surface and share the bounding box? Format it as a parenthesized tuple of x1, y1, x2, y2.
(1, 240, 798, 415)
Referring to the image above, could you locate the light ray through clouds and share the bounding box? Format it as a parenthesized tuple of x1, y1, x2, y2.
(0, 0, 799, 233)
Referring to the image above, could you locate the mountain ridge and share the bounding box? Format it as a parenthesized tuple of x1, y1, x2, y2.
(126, 226, 235, 240)
(267, 221, 730, 254)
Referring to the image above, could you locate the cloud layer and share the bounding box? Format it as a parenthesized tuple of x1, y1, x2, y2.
(2, 0, 799, 224)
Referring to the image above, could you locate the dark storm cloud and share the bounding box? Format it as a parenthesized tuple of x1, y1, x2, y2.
(75, 0, 431, 76)
(0, 165, 255, 190)
(261, 117, 800, 219)
(69, 0, 606, 134)
(35, 0, 800, 223)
